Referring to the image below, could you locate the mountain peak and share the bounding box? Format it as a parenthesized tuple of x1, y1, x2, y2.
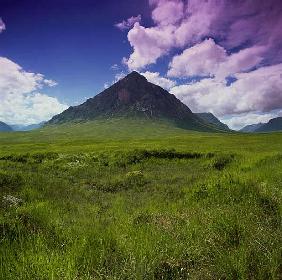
(47, 73, 219, 132)
(119, 71, 147, 84)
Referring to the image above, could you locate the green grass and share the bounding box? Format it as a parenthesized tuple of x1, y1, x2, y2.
(0, 119, 281, 279)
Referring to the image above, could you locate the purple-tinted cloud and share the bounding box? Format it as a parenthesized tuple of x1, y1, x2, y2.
(118, 0, 282, 128)
(124, 0, 282, 70)
(151, 0, 184, 26)
(125, 22, 174, 70)
(168, 39, 227, 78)
(168, 39, 266, 80)
(115, 15, 141, 31)
(0, 18, 6, 33)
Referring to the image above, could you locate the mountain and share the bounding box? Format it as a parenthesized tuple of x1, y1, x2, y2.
(47, 72, 220, 132)
(0, 121, 13, 132)
(11, 122, 45, 131)
(196, 113, 230, 131)
(254, 117, 282, 132)
(239, 117, 282, 133)
(240, 123, 264, 133)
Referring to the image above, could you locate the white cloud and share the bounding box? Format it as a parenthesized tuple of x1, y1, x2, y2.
(168, 39, 265, 80)
(103, 72, 127, 89)
(43, 79, 58, 87)
(141, 71, 176, 90)
(123, 0, 222, 70)
(170, 63, 282, 116)
(151, 0, 184, 26)
(123, 0, 282, 70)
(168, 39, 226, 78)
(110, 64, 119, 71)
(103, 83, 110, 89)
(125, 23, 174, 70)
(114, 72, 126, 82)
(215, 46, 265, 80)
(115, 15, 142, 31)
(0, 18, 5, 33)
(0, 57, 68, 125)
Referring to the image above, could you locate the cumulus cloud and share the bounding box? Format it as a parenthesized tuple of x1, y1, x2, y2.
(117, 0, 282, 128)
(170, 64, 282, 116)
(115, 15, 141, 31)
(215, 46, 265, 80)
(151, 0, 184, 26)
(0, 57, 68, 125)
(168, 38, 266, 80)
(123, 0, 282, 70)
(141, 71, 176, 90)
(124, 0, 223, 69)
(43, 79, 58, 87)
(168, 39, 226, 78)
(125, 23, 174, 70)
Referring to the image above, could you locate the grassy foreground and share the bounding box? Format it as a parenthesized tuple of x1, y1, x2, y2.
(0, 119, 281, 279)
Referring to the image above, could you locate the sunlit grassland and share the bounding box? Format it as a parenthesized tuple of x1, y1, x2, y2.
(0, 119, 281, 279)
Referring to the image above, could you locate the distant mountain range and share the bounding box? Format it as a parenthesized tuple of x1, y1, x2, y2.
(47, 71, 225, 132)
(0, 121, 13, 132)
(1, 71, 281, 134)
(239, 123, 264, 132)
(11, 122, 45, 131)
(255, 117, 282, 132)
(240, 117, 282, 132)
(0, 121, 44, 132)
(195, 113, 230, 131)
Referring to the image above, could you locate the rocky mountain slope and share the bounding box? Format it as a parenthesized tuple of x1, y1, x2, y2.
(196, 113, 230, 131)
(47, 72, 220, 132)
(240, 123, 264, 132)
(254, 117, 282, 132)
(0, 121, 13, 132)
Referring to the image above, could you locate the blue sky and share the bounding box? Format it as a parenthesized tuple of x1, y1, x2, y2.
(0, 0, 282, 129)
(0, 0, 151, 105)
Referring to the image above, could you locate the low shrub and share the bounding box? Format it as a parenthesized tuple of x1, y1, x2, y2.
(0, 171, 23, 191)
(211, 154, 235, 170)
(0, 154, 29, 163)
(114, 149, 205, 167)
(31, 152, 59, 163)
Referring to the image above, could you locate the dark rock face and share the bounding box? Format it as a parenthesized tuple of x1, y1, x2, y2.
(196, 113, 230, 131)
(240, 117, 282, 133)
(47, 71, 217, 131)
(0, 121, 13, 132)
(255, 117, 282, 132)
(240, 123, 264, 133)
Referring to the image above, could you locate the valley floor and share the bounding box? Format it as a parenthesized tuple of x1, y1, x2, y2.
(0, 120, 281, 279)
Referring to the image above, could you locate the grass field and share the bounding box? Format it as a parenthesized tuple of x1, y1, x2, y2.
(0, 119, 281, 279)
